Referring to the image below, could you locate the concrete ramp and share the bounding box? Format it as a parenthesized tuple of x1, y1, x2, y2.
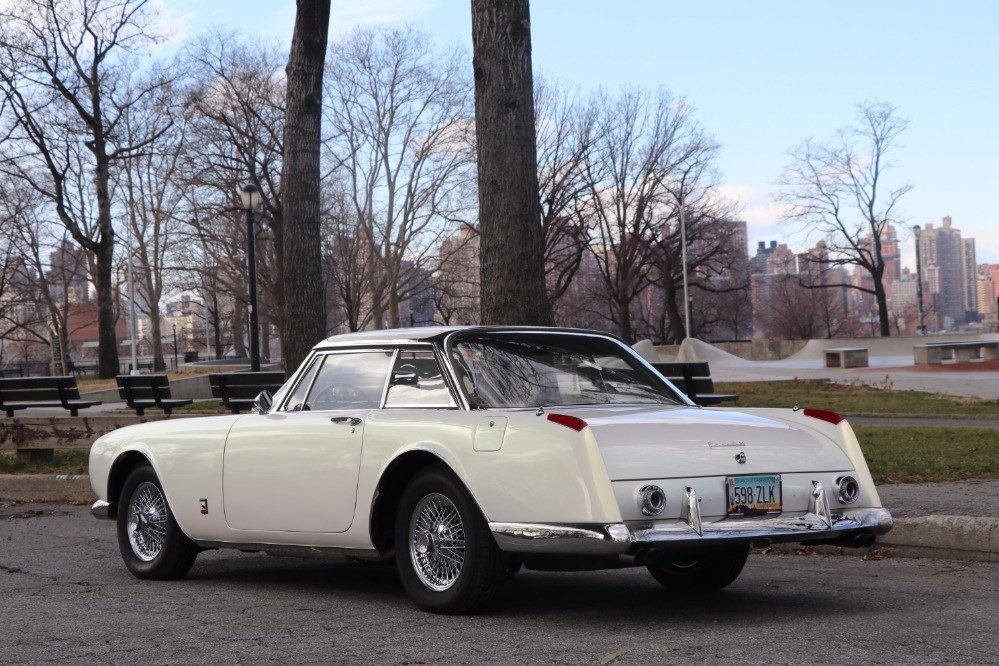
(786, 333, 999, 361)
(676, 338, 750, 364)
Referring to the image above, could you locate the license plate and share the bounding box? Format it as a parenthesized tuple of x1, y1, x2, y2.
(726, 474, 782, 516)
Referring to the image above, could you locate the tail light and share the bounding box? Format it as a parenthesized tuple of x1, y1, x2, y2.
(547, 413, 588, 432)
(803, 408, 845, 425)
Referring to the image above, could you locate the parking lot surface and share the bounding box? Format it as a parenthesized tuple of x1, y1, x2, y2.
(2, 504, 998, 664)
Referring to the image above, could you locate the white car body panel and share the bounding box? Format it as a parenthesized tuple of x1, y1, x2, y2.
(222, 410, 369, 533)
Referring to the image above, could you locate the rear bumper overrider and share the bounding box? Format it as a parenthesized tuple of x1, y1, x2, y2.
(489, 482, 892, 555)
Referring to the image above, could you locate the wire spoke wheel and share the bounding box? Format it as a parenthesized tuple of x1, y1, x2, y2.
(409, 493, 466, 591)
(127, 481, 169, 562)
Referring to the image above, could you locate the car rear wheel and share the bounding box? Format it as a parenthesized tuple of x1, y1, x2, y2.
(117, 465, 199, 580)
(395, 465, 506, 614)
(646, 545, 749, 593)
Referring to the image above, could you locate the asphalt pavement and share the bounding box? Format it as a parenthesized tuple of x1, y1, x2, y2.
(2, 504, 998, 664)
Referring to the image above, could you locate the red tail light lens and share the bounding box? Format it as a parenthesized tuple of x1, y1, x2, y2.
(547, 413, 588, 432)
(803, 408, 845, 425)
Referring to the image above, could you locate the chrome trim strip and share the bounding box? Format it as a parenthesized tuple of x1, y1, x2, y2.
(192, 539, 383, 561)
(488, 507, 893, 555)
(91, 499, 113, 520)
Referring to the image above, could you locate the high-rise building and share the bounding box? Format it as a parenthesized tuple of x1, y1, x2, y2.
(917, 216, 968, 327)
(962, 238, 978, 320)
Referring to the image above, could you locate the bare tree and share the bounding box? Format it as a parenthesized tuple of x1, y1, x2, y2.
(281, 0, 330, 373)
(117, 68, 185, 371)
(471, 0, 552, 326)
(534, 78, 595, 311)
(583, 87, 713, 342)
(182, 31, 287, 350)
(324, 26, 476, 329)
(0, 0, 168, 377)
(777, 101, 911, 337)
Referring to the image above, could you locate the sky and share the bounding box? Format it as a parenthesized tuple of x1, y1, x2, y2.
(162, 0, 999, 267)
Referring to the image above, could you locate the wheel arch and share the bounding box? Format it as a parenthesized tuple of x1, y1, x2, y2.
(368, 449, 473, 557)
(105, 450, 154, 519)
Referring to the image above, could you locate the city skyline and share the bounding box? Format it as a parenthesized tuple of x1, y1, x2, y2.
(162, 0, 999, 265)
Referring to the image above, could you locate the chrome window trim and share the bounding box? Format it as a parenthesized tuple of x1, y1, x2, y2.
(278, 352, 324, 412)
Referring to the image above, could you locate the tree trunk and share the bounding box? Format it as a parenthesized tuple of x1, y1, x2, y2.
(150, 310, 165, 372)
(281, 0, 331, 374)
(874, 278, 891, 337)
(232, 302, 247, 359)
(471, 0, 553, 326)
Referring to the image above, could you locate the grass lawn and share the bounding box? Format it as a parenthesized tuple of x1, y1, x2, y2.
(0, 449, 89, 475)
(856, 426, 999, 484)
(715, 379, 999, 416)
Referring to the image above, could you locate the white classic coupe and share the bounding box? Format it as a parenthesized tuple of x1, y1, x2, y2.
(90, 327, 892, 613)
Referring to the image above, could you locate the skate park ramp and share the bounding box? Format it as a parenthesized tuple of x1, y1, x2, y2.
(663, 334, 999, 400)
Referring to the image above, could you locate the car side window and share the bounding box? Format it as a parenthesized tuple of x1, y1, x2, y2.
(303, 351, 393, 411)
(282, 355, 321, 412)
(384, 350, 457, 408)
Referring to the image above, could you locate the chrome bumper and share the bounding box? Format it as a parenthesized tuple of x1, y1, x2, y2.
(489, 482, 893, 556)
(90, 499, 114, 520)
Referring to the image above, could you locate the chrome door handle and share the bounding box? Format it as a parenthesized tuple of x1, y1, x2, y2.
(330, 416, 362, 426)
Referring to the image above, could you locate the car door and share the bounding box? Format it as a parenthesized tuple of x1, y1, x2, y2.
(222, 350, 394, 533)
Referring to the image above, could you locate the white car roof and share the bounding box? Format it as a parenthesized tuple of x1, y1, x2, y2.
(314, 326, 616, 349)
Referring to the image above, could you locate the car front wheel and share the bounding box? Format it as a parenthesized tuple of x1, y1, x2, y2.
(116, 465, 199, 580)
(646, 545, 749, 593)
(395, 465, 506, 614)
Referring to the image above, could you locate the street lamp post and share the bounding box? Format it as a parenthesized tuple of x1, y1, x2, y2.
(240, 184, 262, 372)
(679, 205, 692, 340)
(913, 225, 926, 335)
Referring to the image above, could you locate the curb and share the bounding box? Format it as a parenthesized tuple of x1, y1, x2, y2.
(1, 477, 997, 563)
(877, 515, 999, 563)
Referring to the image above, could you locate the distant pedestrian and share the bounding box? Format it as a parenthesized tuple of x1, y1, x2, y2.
(64, 352, 75, 374)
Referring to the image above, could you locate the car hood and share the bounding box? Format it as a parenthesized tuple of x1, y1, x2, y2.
(556, 405, 853, 481)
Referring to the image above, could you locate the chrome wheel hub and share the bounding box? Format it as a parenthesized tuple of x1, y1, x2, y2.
(127, 482, 168, 562)
(409, 493, 465, 591)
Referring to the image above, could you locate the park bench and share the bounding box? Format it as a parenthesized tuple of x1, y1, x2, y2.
(116, 375, 193, 416)
(823, 347, 869, 368)
(209, 371, 286, 414)
(913, 340, 999, 365)
(651, 361, 738, 406)
(0, 376, 102, 417)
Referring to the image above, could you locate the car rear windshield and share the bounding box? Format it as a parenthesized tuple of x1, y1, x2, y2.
(449, 333, 681, 408)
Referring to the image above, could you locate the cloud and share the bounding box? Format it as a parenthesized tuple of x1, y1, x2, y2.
(331, 0, 440, 34)
(716, 183, 792, 244)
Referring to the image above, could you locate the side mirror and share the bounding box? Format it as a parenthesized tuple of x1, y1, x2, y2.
(252, 390, 273, 414)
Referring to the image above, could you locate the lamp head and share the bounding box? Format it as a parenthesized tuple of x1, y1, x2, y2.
(240, 184, 261, 211)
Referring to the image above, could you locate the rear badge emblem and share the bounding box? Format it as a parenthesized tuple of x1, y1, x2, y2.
(735, 452, 747, 464)
(200, 499, 208, 515)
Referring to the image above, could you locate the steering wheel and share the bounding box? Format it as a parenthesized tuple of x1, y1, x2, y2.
(309, 383, 369, 410)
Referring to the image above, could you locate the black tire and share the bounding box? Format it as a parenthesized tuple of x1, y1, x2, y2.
(646, 545, 749, 593)
(395, 465, 506, 614)
(116, 465, 199, 580)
